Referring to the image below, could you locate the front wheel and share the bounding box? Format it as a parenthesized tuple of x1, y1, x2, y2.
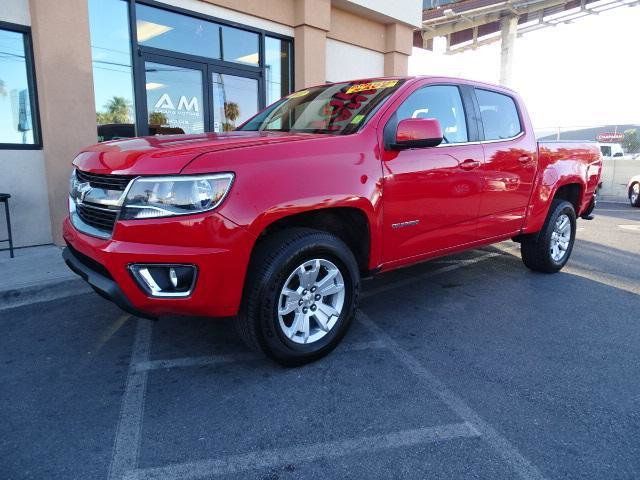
(521, 200, 576, 273)
(630, 183, 640, 207)
(237, 228, 360, 366)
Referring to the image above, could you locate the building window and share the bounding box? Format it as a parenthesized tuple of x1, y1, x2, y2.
(0, 23, 40, 148)
(265, 36, 292, 105)
(89, 0, 136, 141)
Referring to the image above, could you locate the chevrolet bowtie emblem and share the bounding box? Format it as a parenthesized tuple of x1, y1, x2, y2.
(77, 182, 92, 203)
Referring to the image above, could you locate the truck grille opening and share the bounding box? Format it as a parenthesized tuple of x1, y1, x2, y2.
(75, 170, 134, 191)
(76, 203, 120, 232)
(73, 170, 135, 236)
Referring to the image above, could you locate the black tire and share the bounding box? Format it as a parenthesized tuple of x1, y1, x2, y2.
(236, 228, 360, 366)
(521, 200, 576, 273)
(629, 182, 640, 208)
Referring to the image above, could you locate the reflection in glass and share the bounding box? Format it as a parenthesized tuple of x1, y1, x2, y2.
(145, 62, 205, 135)
(89, 0, 136, 141)
(221, 26, 259, 66)
(0, 29, 36, 144)
(265, 37, 292, 105)
(211, 74, 258, 132)
(136, 4, 221, 60)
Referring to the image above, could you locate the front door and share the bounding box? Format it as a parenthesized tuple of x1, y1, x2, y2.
(382, 84, 484, 264)
(141, 53, 261, 136)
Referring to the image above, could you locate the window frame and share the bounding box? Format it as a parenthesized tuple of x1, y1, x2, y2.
(383, 82, 480, 149)
(122, 0, 294, 137)
(0, 20, 42, 150)
(473, 87, 524, 143)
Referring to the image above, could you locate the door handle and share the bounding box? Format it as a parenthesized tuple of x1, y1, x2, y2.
(518, 155, 533, 163)
(459, 159, 480, 170)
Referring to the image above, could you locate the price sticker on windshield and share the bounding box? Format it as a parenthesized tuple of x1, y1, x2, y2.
(288, 90, 310, 99)
(346, 80, 398, 94)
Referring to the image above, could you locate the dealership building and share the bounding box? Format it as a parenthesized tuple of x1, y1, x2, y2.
(0, 0, 421, 248)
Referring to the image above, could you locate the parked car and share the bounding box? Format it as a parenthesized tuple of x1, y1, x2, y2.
(63, 77, 602, 365)
(629, 174, 640, 207)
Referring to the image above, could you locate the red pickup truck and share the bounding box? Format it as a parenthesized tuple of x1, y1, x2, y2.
(63, 76, 601, 364)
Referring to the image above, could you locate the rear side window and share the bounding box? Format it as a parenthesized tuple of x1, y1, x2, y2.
(476, 89, 521, 140)
(395, 85, 468, 143)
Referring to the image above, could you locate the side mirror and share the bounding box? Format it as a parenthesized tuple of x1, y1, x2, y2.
(391, 118, 443, 150)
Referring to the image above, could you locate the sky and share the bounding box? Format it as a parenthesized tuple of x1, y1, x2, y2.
(408, 5, 640, 135)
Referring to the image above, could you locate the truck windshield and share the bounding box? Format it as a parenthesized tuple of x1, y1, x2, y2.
(238, 79, 405, 135)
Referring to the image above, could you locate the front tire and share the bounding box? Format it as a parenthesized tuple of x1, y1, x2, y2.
(521, 200, 576, 273)
(630, 183, 640, 207)
(237, 228, 360, 366)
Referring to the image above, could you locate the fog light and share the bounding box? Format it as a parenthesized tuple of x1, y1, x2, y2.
(129, 264, 197, 297)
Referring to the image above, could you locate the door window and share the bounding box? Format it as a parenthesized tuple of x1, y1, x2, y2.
(476, 89, 522, 140)
(145, 61, 205, 134)
(211, 73, 258, 132)
(396, 85, 468, 143)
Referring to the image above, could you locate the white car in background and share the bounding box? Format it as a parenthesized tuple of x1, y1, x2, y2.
(629, 175, 640, 207)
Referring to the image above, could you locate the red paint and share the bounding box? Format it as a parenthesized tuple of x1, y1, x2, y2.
(395, 118, 443, 144)
(65, 76, 602, 318)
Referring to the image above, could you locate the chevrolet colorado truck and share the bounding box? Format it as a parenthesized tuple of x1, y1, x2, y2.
(63, 77, 602, 365)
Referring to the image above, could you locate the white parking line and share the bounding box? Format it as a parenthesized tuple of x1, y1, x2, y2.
(108, 319, 153, 480)
(358, 312, 547, 480)
(107, 249, 514, 479)
(133, 339, 387, 372)
(361, 251, 502, 299)
(124, 422, 480, 480)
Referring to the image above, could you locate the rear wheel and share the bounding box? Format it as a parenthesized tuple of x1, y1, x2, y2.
(630, 183, 640, 207)
(237, 228, 360, 366)
(521, 200, 576, 273)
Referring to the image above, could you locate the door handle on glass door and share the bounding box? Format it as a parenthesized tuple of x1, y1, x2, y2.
(459, 159, 480, 170)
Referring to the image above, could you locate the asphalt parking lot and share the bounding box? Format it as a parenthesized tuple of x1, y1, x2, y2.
(1, 202, 639, 480)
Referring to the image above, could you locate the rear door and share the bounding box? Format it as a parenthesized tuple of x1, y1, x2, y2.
(473, 88, 538, 238)
(381, 83, 485, 264)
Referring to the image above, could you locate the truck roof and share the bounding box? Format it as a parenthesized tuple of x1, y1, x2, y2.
(313, 75, 518, 95)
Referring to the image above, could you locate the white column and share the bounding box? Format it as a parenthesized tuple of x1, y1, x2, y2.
(499, 15, 518, 87)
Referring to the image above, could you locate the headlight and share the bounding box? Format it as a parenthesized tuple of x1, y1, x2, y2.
(120, 173, 234, 220)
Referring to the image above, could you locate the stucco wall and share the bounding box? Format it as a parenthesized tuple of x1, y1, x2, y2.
(0, 151, 53, 248)
(0, 0, 53, 248)
(325, 39, 384, 82)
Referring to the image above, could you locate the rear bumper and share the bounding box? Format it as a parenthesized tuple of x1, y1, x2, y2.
(62, 213, 255, 318)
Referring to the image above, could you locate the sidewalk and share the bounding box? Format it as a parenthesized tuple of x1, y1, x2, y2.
(0, 245, 91, 311)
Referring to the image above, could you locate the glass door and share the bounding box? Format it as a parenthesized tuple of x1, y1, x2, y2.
(139, 53, 262, 136)
(209, 68, 260, 133)
(142, 54, 208, 135)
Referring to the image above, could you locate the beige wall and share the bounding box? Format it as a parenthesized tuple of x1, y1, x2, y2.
(29, 0, 97, 245)
(0, 0, 52, 248)
(326, 39, 384, 82)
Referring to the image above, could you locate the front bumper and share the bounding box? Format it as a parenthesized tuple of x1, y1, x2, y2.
(63, 246, 156, 319)
(62, 212, 255, 318)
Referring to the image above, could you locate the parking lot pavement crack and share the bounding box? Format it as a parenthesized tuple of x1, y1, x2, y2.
(123, 422, 479, 480)
(358, 311, 548, 480)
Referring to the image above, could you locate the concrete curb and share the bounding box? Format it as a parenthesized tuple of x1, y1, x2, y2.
(0, 277, 92, 312)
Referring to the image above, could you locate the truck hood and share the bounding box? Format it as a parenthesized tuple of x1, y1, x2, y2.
(73, 131, 326, 175)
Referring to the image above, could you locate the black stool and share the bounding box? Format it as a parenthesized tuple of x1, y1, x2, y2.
(0, 193, 14, 258)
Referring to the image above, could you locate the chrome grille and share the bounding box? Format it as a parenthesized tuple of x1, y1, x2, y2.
(75, 170, 134, 191)
(71, 169, 135, 237)
(76, 203, 120, 232)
